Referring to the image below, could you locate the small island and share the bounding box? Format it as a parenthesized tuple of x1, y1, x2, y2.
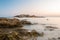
(14, 14, 45, 18)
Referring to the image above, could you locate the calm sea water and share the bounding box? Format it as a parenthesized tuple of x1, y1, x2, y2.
(16, 17, 60, 40)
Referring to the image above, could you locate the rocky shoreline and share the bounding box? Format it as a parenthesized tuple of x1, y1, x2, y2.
(0, 17, 44, 40)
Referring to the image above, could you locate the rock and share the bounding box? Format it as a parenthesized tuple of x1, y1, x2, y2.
(46, 26, 58, 29)
(15, 29, 43, 37)
(0, 18, 23, 28)
(20, 20, 32, 25)
(14, 14, 42, 18)
(0, 17, 43, 40)
(58, 37, 60, 39)
(45, 26, 58, 31)
(0, 28, 44, 40)
(31, 30, 44, 37)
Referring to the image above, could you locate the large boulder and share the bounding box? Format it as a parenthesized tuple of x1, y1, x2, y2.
(20, 20, 32, 25)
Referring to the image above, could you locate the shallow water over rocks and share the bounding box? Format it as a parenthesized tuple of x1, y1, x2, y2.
(16, 17, 60, 40)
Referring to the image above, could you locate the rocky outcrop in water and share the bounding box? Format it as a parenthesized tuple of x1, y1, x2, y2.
(14, 14, 44, 18)
(44, 26, 58, 31)
(20, 20, 32, 25)
(0, 18, 33, 28)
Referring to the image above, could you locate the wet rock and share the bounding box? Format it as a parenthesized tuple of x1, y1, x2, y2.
(15, 29, 44, 37)
(0, 18, 23, 28)
(48, 38, 57, 40)
(45, 26, 58, 31)
(31, 30, 44, 37)
(20, 20, 32, 25)
(58, 37, 60, 39)
(46, 26, 58, 29)
(0, 18, 33, 28)
(0, 17, 44, 40)
(0, 28, 44, 40)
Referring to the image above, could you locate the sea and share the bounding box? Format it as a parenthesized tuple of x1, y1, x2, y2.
(15, 17, 60, 40)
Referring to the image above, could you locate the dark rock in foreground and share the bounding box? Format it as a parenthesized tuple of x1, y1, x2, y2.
(0, 18, 23, 28)
(0, 18, 33, 28)
(0, 29, 44, 40)
(0, 17, 44, 40)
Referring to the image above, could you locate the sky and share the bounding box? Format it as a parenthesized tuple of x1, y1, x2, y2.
(0, 0, 60, 17)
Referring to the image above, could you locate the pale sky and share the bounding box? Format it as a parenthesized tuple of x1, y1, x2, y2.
(0, 0, 60, 17)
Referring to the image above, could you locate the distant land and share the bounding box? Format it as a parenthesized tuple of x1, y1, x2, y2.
(14, 14, 45, 18)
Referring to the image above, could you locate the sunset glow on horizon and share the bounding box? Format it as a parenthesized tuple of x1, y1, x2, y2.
(0, 0, 60, 17)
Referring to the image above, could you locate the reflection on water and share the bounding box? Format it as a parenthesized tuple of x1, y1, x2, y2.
(16, 17, 60, 40)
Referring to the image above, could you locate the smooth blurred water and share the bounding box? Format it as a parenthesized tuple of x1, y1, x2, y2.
(16, 17, 60, 40)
